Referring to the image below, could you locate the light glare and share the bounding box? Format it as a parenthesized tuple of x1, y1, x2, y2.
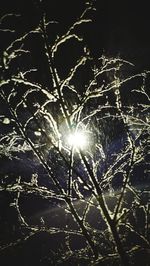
(68, 131, 87, 149)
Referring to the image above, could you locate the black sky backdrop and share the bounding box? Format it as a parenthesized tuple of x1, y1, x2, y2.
(0, 0, 150, 184)
(0, 1, 149, 178)
(1, 0, 150, 70)
(0, 1, 150, 265)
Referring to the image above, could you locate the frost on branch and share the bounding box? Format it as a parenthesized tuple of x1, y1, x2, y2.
(0, 2, 149, 265)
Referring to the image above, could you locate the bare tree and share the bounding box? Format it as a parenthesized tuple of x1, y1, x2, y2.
(0, 1, 149, 265)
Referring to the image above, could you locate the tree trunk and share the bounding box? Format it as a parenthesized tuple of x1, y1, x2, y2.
(97, 195, 129, 265)
(66, 198, 99, 259)
(109, 220, 130, 266)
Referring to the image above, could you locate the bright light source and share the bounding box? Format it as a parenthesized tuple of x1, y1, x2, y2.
(68, 131, 87, 149)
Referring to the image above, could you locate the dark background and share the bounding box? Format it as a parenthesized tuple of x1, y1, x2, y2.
(0, 1, 150, 265)
(1, 0, 150, 69)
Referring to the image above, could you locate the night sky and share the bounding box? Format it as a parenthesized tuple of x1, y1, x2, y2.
(1, 0, 150, 69)
(0, 1, 150, 265)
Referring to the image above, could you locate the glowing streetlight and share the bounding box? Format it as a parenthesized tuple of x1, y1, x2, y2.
(68, 131, 88, 149)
